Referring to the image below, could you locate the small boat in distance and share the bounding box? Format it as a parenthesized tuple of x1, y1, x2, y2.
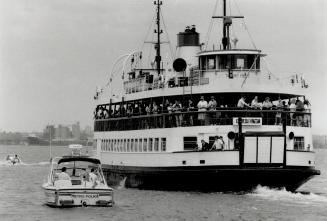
(42, 144, 114, 207)
(6, 154, 21, 165)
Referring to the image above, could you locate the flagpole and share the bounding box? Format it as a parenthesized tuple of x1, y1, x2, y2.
(49, 124, 52, 161)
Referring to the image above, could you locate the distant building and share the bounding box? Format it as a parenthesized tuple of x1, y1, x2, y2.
(41, 123, 93, 143)
(79, 125, 93, 141)
(84, 125, 93, 136)
(43, 125, 55, 140)
(55, 124, 71, 140)
(72, 122, 81, 140)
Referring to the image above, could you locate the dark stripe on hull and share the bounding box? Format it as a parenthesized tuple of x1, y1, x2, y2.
(102, 165, 320, 192)
(45, 203, 113, 208)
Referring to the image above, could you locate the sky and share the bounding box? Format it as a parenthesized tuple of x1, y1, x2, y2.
(0, 0, 326, 134)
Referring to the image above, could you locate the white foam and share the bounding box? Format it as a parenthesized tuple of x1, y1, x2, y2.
(116, 177, 127, 190)
(0, 160, 13, 166)
(0, 160, 50, 167)
(36, 161, 50, 165)
(248, 185, 327, 204)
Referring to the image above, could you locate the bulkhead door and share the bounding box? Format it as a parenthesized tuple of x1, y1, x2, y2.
(243, 135, 285, 165)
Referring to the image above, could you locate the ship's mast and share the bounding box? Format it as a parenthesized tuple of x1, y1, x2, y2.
(154, 0, 162, 75)
(212, 0, 244, 50)
(222, 0, 227, 50)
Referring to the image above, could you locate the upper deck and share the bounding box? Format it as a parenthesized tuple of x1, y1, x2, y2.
(95, 1, 308, 111)
(120, 69, 307, 103)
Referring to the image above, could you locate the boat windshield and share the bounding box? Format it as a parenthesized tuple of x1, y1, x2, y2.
(52, 160, 105, 185)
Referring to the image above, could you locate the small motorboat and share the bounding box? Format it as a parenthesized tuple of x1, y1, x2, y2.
(42, 144, 114, 207)
(6, 154, 21, 165)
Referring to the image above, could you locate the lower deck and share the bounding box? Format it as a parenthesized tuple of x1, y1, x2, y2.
(98, 149, 315, 168)
(94, 124, 319, 191)
(97, 142, 319, 191)
(94, 124, 314, 167)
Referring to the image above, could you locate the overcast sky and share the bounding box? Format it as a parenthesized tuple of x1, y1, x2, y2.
(0, 0, 326, 134)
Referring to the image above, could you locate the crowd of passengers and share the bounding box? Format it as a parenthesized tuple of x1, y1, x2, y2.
(94, 95, 311, 127)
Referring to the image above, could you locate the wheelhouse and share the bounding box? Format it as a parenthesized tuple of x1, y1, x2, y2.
(198, 49, 264, 71)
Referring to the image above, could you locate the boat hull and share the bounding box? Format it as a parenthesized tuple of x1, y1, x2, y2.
(43, 187, 114, 207)
(103, 165, 320, 192)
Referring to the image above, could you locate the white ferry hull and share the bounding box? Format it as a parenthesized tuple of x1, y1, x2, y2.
(96, 127, 320, 191)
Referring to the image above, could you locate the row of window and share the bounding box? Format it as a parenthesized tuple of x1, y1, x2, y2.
(100, 137, 167, 152)
(184, 136, 306, 151)
(99, 136, 305, 153)
(200, 54, 260, 70)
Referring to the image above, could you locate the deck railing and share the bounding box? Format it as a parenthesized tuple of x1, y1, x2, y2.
(123, 69, 305, 95)
(94, 109, 311, 132)
(124, 71, 211, 94)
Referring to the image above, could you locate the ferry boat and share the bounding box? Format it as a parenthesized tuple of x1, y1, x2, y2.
(93, 0, 320, 191)
(42, 145, 114, 207)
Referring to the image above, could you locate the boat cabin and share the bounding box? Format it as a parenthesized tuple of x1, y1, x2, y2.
(50, 157, 106, 188)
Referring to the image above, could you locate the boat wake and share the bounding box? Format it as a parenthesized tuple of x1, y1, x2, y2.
(0, 160, 50, 167)
(34, 161, 50, 166)
(116, 177, 127, 190)
(0, 160, 14, 166)
(248, 185, 327, 204)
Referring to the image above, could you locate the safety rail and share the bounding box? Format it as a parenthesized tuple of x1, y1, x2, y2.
(124, 70, 210, 94)
(123, 68, 306, 94)
(94, 109, 311, 132)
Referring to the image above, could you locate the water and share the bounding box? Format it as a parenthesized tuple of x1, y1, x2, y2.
(0, 145, 326, 221)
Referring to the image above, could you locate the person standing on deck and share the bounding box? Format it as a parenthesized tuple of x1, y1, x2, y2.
(251, 96, 261, 109)
(208, 96, 217, 111)
(197, 96, 208, 125)
(303, 99, 311, 127)
(167, 102, 174, 127)
(187, 99, 195, 126)
(289, 99, 296, 126)
(262, 97, 273, 109)
(296, 99, 304, 126)
(173, 100, 183, 127)
(208, 96, 218, 124)
(275, 99, 283, 125)
(237, 96, 250, 108)
(152, 101, 159, 127)
(211, 136, 224, 151)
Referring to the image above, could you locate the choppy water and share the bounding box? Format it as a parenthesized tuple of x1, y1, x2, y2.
(0, 145, 326, 221)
